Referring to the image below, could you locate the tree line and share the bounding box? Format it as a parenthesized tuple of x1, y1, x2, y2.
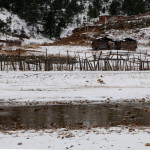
(0, 0, 149, 39)
(88, 0, 150, 18)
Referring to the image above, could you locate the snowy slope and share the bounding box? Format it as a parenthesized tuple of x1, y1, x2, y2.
(0, 8, 52, 45)
(0, 9, 32, 35)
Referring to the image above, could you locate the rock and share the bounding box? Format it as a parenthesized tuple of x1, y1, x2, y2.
(129, 128, 135, 132)
(145, 143, 150, 146)
(126, 111, 131, 115)
(129, 115, 135, 119)
(18, 142, 22, 145)
(65, 133, 75, 138)
(123, 118, 127, 123)
(97, 79, 105, 84)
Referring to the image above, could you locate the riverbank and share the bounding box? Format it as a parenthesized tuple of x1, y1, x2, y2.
(1, 126, 150, 149)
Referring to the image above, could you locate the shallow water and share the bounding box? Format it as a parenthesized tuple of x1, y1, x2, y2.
(0, 103, 150, 130)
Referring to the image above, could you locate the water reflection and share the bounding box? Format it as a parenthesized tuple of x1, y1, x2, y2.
(0, 103, 150, 130)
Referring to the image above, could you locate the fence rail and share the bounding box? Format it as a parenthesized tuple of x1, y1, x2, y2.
(0, 50, 150, 71)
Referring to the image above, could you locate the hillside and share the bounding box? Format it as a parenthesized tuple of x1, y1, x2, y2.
(0, 8, 52, 45)
(0, 0, 149, 41)
(49, 13, 150, 53)
(0, 0, 149, 57)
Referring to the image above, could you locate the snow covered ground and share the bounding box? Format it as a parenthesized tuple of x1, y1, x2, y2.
(0, 71, 150, 103)
(26, 45, 150, 61)
(1, 127, 150, 149)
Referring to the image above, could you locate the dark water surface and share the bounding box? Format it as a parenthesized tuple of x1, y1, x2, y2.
(0, 103, 150, 130)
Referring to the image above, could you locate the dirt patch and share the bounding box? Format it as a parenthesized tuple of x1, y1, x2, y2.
(43, 33, 92, 46)
(42, 26, 102, 47)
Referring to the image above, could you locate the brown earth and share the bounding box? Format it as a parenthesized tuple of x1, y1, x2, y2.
(42, 26, 103, 46)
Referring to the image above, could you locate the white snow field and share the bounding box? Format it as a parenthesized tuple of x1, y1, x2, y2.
(0, 127, 150, 149)
(0, 71, 150, 103)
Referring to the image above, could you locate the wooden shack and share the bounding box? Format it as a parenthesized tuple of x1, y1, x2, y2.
(115, 38, 137, 51)
(99, 16, 110, 24)
(99, 15, 126, 24)
(92, 37, 137, 51)
(92, 37, 114, 50)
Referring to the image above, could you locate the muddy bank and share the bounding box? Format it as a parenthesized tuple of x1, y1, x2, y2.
(0, 102, 150, 130)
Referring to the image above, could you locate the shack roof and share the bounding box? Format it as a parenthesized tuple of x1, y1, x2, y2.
(123, 38, 137, 41)
(99, 15, 125, 17)
(95, 36, 113, 41)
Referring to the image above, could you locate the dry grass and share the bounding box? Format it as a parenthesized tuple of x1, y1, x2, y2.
(40, 29, 96, 47)
(0, 49, 27, 55)
(22, 44, 40, 49)
(139, 43, 150, 47)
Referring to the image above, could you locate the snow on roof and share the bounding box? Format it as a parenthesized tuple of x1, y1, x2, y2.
(94, 35, 136, 42)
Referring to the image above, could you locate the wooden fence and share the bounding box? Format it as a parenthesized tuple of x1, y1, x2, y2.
(0, 51, 150, 71)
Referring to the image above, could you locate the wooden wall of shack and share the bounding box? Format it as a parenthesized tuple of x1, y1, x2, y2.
(99, 16, 109, 24)
(99, 16, 127, 24)
(92, 37, 113, 50)
(92, 38, 137, 51)
(115, 38, 137, 51)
